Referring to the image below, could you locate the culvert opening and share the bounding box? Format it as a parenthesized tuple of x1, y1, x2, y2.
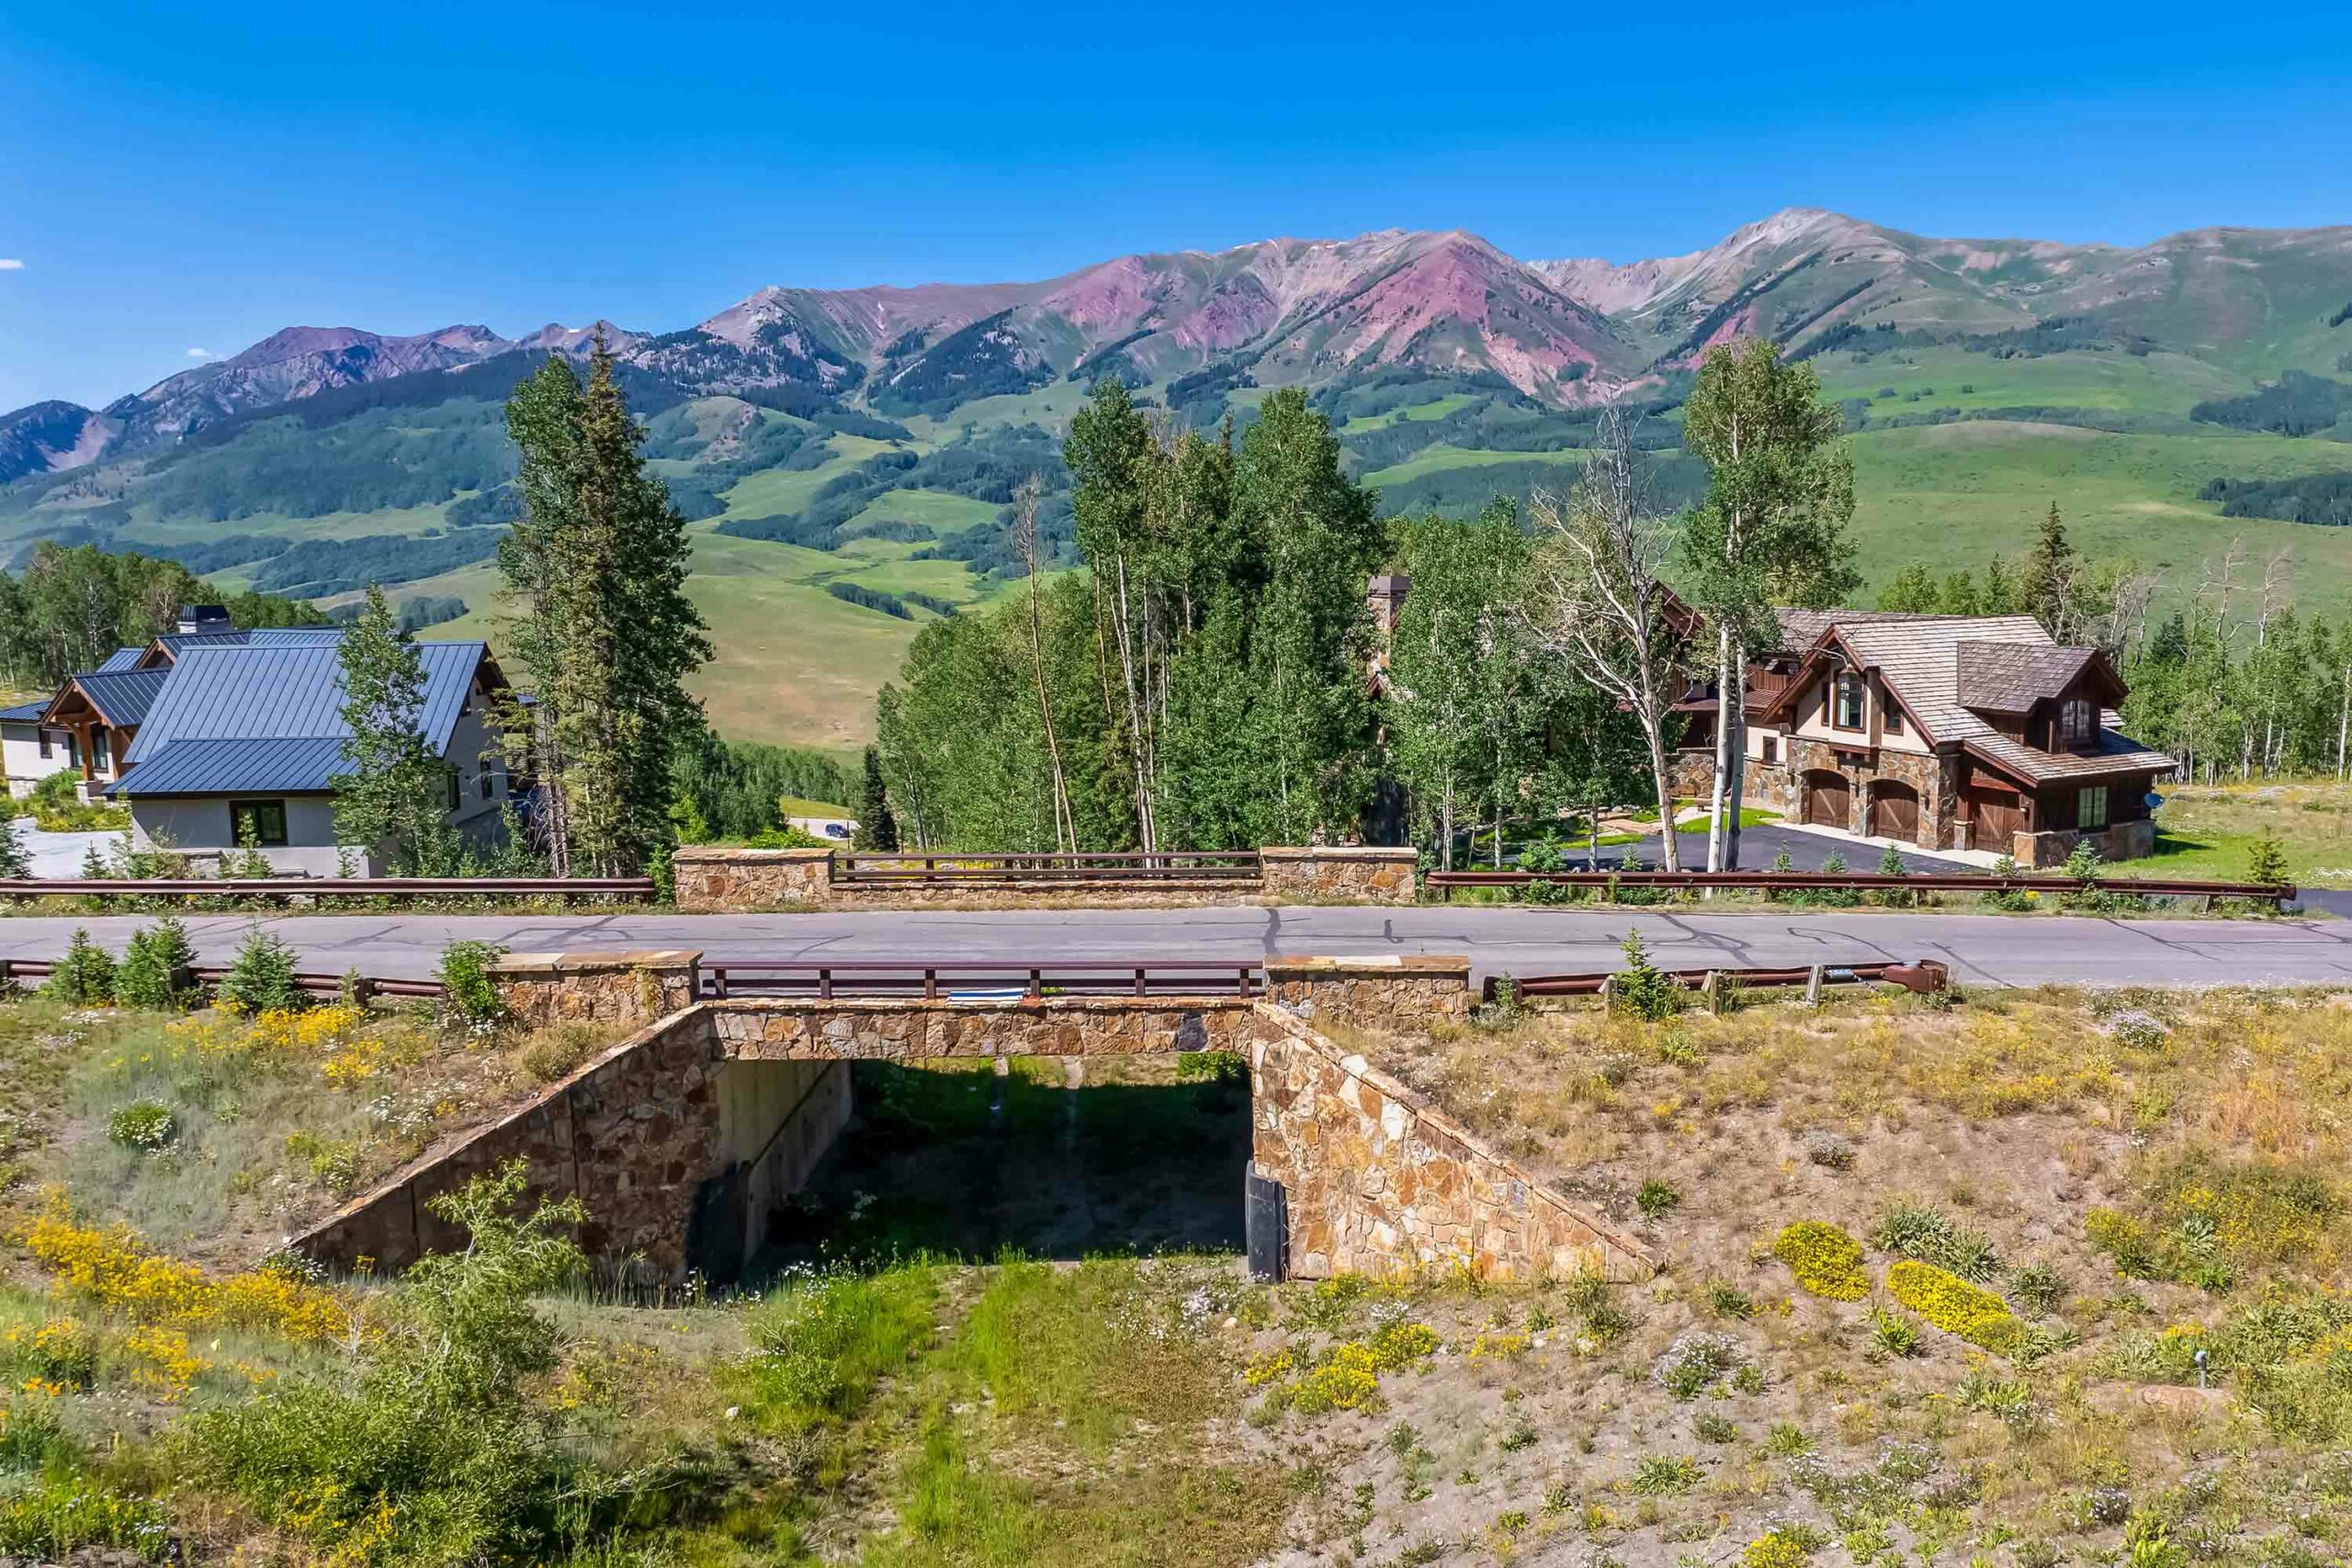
(752, 1052, 1252, 1272)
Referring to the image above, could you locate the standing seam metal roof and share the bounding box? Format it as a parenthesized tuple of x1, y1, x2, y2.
(105, 737, 350, 796)
(58, 670, 173, 728)
(95, 647, 145, 673)
(121, 637, 489, 783)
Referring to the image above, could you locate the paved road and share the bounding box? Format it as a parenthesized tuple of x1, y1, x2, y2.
(6, 906, 2352, 990)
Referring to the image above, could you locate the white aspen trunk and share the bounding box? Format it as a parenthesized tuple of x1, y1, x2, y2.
(1644, 730, 1682, 873)
(1724, 636, 1748, 870)
(1705, 622, 1735, 873)
(2337, 663, 2349, 780)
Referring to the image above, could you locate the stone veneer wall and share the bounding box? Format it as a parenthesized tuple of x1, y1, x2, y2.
(1781, 737, 1962, 851)
(1250, 1008, 1652, 1282)
(712, 996, 1260, 1060)
(673, 846, 1420, 911)
(672, 847, 832, 912)
(1262, 955, 1472, 1028)
(2014, 818, 2158, 867)
(293, 1005, 723, 1280)
(1258, 847, 1418, 905)
(492, 950, 702, 1031)
(295, 953, 1648, 1288)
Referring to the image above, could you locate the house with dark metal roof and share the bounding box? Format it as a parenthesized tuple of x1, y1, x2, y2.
(1693, 609, 2174, 865)
(36, 670, 173, 799)
(2, 695, 77, 799)
(100, 634, 513, 874)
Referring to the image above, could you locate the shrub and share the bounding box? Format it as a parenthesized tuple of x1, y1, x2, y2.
(1986, 854, 2034, 911)
(23, 1198, 349, 1343)
(107, 1100, 177, 1152)
(1611, 931, 1683, 1021)
(187, 1162, 592, 1562)
(216, 927, 306, 1012)
(2107, 1008, 2170, 1049)
(1292, 1343, 1383, 1413)
(740, 1266, 939, 1433)
(1763, 1422, 1812, 1457)
(1654, 1332, 1747, 1399)
(1875, 843, 1914, 906)
(1638, 1179, 1682, 1220)
(1742, 1524, 1826, 1568)
(1707, 1280, 1757, 1320)
(0, 1469, 167, 1560)
(1799, 1128, 1856, 1171)
(1884, 1259, 2025, 1351)
(1866, 1306, 1924, 1359)
(0, 818, 27, 880)
(1871, 1201, 2003, 1282)
(115, 917, 198, 1010)
(1771, 1222, 1870, 1301)
(1632, 1454, 1702, 1495)
(44, 929, 115, 1006)
(1694, 1412, 1739, 1444)
(1174, 1049, 1249, 1086)
(2009, 1260, 2067, 1317)
(435, 940, 508, 1031)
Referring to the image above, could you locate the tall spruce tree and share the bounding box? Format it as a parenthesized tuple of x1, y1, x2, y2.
(498, 334, 711, 876)
(855, 746, 899, 851)
(334, 585, 453, 874)
(1679, 338, 1858, 871)
(2023, 501, 2079, 639)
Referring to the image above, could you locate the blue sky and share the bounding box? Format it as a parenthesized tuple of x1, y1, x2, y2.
(3, 0, 2348, 411)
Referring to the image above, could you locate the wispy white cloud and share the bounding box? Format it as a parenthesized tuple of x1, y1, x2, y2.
(0, 259, 25, 271)
(186, 346, 213, 358)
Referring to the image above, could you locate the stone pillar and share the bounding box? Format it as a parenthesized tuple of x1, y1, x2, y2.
(673, 847, 835, 911)
(491, 950, 702, 1030)
(1259, 847, 1419, 905)
(1262, 954, 1471, 1026)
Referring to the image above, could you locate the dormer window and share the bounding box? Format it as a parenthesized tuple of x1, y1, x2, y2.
(2057, 698, 2095, 749)
(1883, 699, 1905, 736)
(1832, 673, 1866, 731)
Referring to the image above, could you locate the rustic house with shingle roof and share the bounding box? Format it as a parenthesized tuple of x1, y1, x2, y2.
(1682, 608, 2173, 865)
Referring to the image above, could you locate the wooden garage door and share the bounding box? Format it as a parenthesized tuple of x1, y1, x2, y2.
(1803, 770, 1849, 828)
(1969, 785, 2022, 852)
(1871, 781, 1920, 840)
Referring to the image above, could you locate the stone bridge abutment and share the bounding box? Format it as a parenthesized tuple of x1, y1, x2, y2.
(292, 953, 1651, 1287)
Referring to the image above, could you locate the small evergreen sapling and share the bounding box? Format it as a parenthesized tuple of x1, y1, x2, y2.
(218, 926, 307, 1012)
(1611, 930, 1683, 1021)
(0, 817, 28, 879)
(2246, 831, 2290, 887)
(117, 916, 198, 1010)
(46, 928, 116, 1005)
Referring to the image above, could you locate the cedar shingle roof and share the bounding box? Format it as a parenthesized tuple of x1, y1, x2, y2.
(1952, 641, 2099, 714)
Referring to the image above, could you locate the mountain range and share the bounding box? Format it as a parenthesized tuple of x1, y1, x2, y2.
(14, 207, 2352, 488)
(6, 206, 2352, 749)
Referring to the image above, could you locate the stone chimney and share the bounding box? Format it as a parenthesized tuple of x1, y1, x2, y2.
(1366, 574, 1410, 637)
(175, 604, 232, 636)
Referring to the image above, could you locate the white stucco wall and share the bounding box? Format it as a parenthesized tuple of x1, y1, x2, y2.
(3, 721, 77, 797)
(130, 794, 359, 875)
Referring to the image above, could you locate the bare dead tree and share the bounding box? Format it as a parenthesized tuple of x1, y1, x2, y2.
(1526, 404, 1690, 871)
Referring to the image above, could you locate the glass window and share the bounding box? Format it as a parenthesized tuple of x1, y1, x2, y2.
(2077, 785, 2109, 830)
(1884, 699, 1905, 734)
(1762, 735, 1779, 765)
(1833, 673, 1866, 729)
(2058, 699, 2095, 748)
(230, 799, 289, 846)
(38, 730, 51, 759)
(446, 768, 461, 813)
(92, 728, 109, 772)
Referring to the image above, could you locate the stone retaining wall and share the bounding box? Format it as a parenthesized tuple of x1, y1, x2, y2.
(293, 1004, 723, 1280)
(492, 950, 700, 1032)
(672, 846, 1419, 911)
(1263, 955, 1472, 1027)
(1250, 1009, 1652, 1282)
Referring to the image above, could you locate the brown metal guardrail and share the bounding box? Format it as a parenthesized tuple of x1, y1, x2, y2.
(702, 958, 1263, 1000)
(1487, 957, 1950, 1001)
(833, 852, 1261, 886)
(1, 955, 442, 1000)
(0, 875, 657, 905)
(1428, 868, 2296, 908)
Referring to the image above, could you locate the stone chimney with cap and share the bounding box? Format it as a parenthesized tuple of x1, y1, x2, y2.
(175, 604, 232, 636)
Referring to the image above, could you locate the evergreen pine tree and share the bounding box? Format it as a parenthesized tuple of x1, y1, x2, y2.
(499, 333, 711, 876)
(854, 747, 899, 851)
(2023, 502, 2078, 638)
(334, 584, 452, 874)
(0, 818, 28, 880)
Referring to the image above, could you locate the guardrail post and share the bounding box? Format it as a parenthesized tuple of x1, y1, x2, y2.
(1804, 964, 1825, 1006)
(1598, 974, 1616, 1007)
(1702, 970, 1724, 1015)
